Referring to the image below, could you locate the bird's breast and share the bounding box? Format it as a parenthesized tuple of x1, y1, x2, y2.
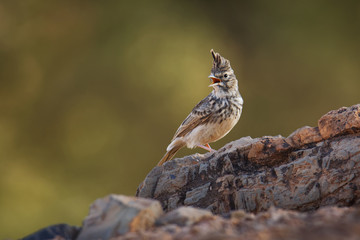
(184, 101, 242, 149)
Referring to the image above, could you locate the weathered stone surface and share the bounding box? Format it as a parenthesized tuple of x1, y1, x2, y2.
(77, 195, 163, 240)
(318, 104, 360, 139)
(156, 206, 213, 226)
(137, 104, 360, 214)
(247, 135, 292, 165)
(286, 126, 323, 148)
(112, 206, 360, 240)
(23, 205, 360, 240)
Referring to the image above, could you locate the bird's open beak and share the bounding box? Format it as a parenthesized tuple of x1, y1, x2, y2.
(208, 75, 221, 87)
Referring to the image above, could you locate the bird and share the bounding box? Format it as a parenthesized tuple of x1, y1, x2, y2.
(157, 49, 243, 166)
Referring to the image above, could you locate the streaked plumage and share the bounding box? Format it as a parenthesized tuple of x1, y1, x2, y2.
(157, 49, 243, 166)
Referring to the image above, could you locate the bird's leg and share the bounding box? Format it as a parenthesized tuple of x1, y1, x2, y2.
(197, 144, 215, 152)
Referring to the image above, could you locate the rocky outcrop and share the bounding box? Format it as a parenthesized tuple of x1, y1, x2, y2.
(22, 104, 360, 240)
(77, 195, 163, 240)
(137, 104, 360, 214)
(110, 205, 360, 240)
(23, 197, 360, 240)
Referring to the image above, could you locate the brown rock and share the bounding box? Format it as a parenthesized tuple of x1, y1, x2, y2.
(23, 206, 360, 240)
(247, 135, 292, 165)
(77, 195, 163, 240)
(112, 206, 360, 240)
(286, 126, 323, 148)
(318, 104, 360, 139)
(156, 206, 213, 226)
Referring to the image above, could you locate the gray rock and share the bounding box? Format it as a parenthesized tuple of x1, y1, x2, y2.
(184, 183, 211, 205)
(77, 194, 163, 240)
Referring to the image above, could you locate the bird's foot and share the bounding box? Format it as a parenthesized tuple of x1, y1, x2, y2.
(197, 144, 215, 152)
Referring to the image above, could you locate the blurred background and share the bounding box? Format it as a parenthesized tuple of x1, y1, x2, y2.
(0, 0, 359, 238)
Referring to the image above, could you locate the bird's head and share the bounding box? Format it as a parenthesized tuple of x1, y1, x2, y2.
(208, 49, 238, 93)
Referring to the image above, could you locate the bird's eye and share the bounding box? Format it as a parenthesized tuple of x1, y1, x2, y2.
(224, 74, 228, 78)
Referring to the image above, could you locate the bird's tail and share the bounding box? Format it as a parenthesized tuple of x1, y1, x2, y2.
(157, 142, 185, 166)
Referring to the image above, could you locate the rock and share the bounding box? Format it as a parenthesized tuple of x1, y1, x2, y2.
(183, 183, 211, 206)
(77, 195, 163, 240)
(110, 206, 360, 240)
(247, 135, 292, 165)
(137, 104, 360, 214)
(22, 206, 360, 240)
(286, 126, 323, 148)
(22, 224, 80, 240)
(318, 104, 360, 139)
(156, 206, 213, 226)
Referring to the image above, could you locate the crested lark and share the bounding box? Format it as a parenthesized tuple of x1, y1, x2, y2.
(158, 49, 243, 166)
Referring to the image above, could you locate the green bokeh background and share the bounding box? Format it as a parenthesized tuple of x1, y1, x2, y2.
(1, 1, 359, 238)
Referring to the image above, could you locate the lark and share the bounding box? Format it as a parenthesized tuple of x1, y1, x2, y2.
(158, 49, 243, 166)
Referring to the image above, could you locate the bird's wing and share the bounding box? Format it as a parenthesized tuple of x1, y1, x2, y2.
(171, 95, 213, 140)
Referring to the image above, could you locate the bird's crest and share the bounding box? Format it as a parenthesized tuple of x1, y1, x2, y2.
(210, 49, 231, 72)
